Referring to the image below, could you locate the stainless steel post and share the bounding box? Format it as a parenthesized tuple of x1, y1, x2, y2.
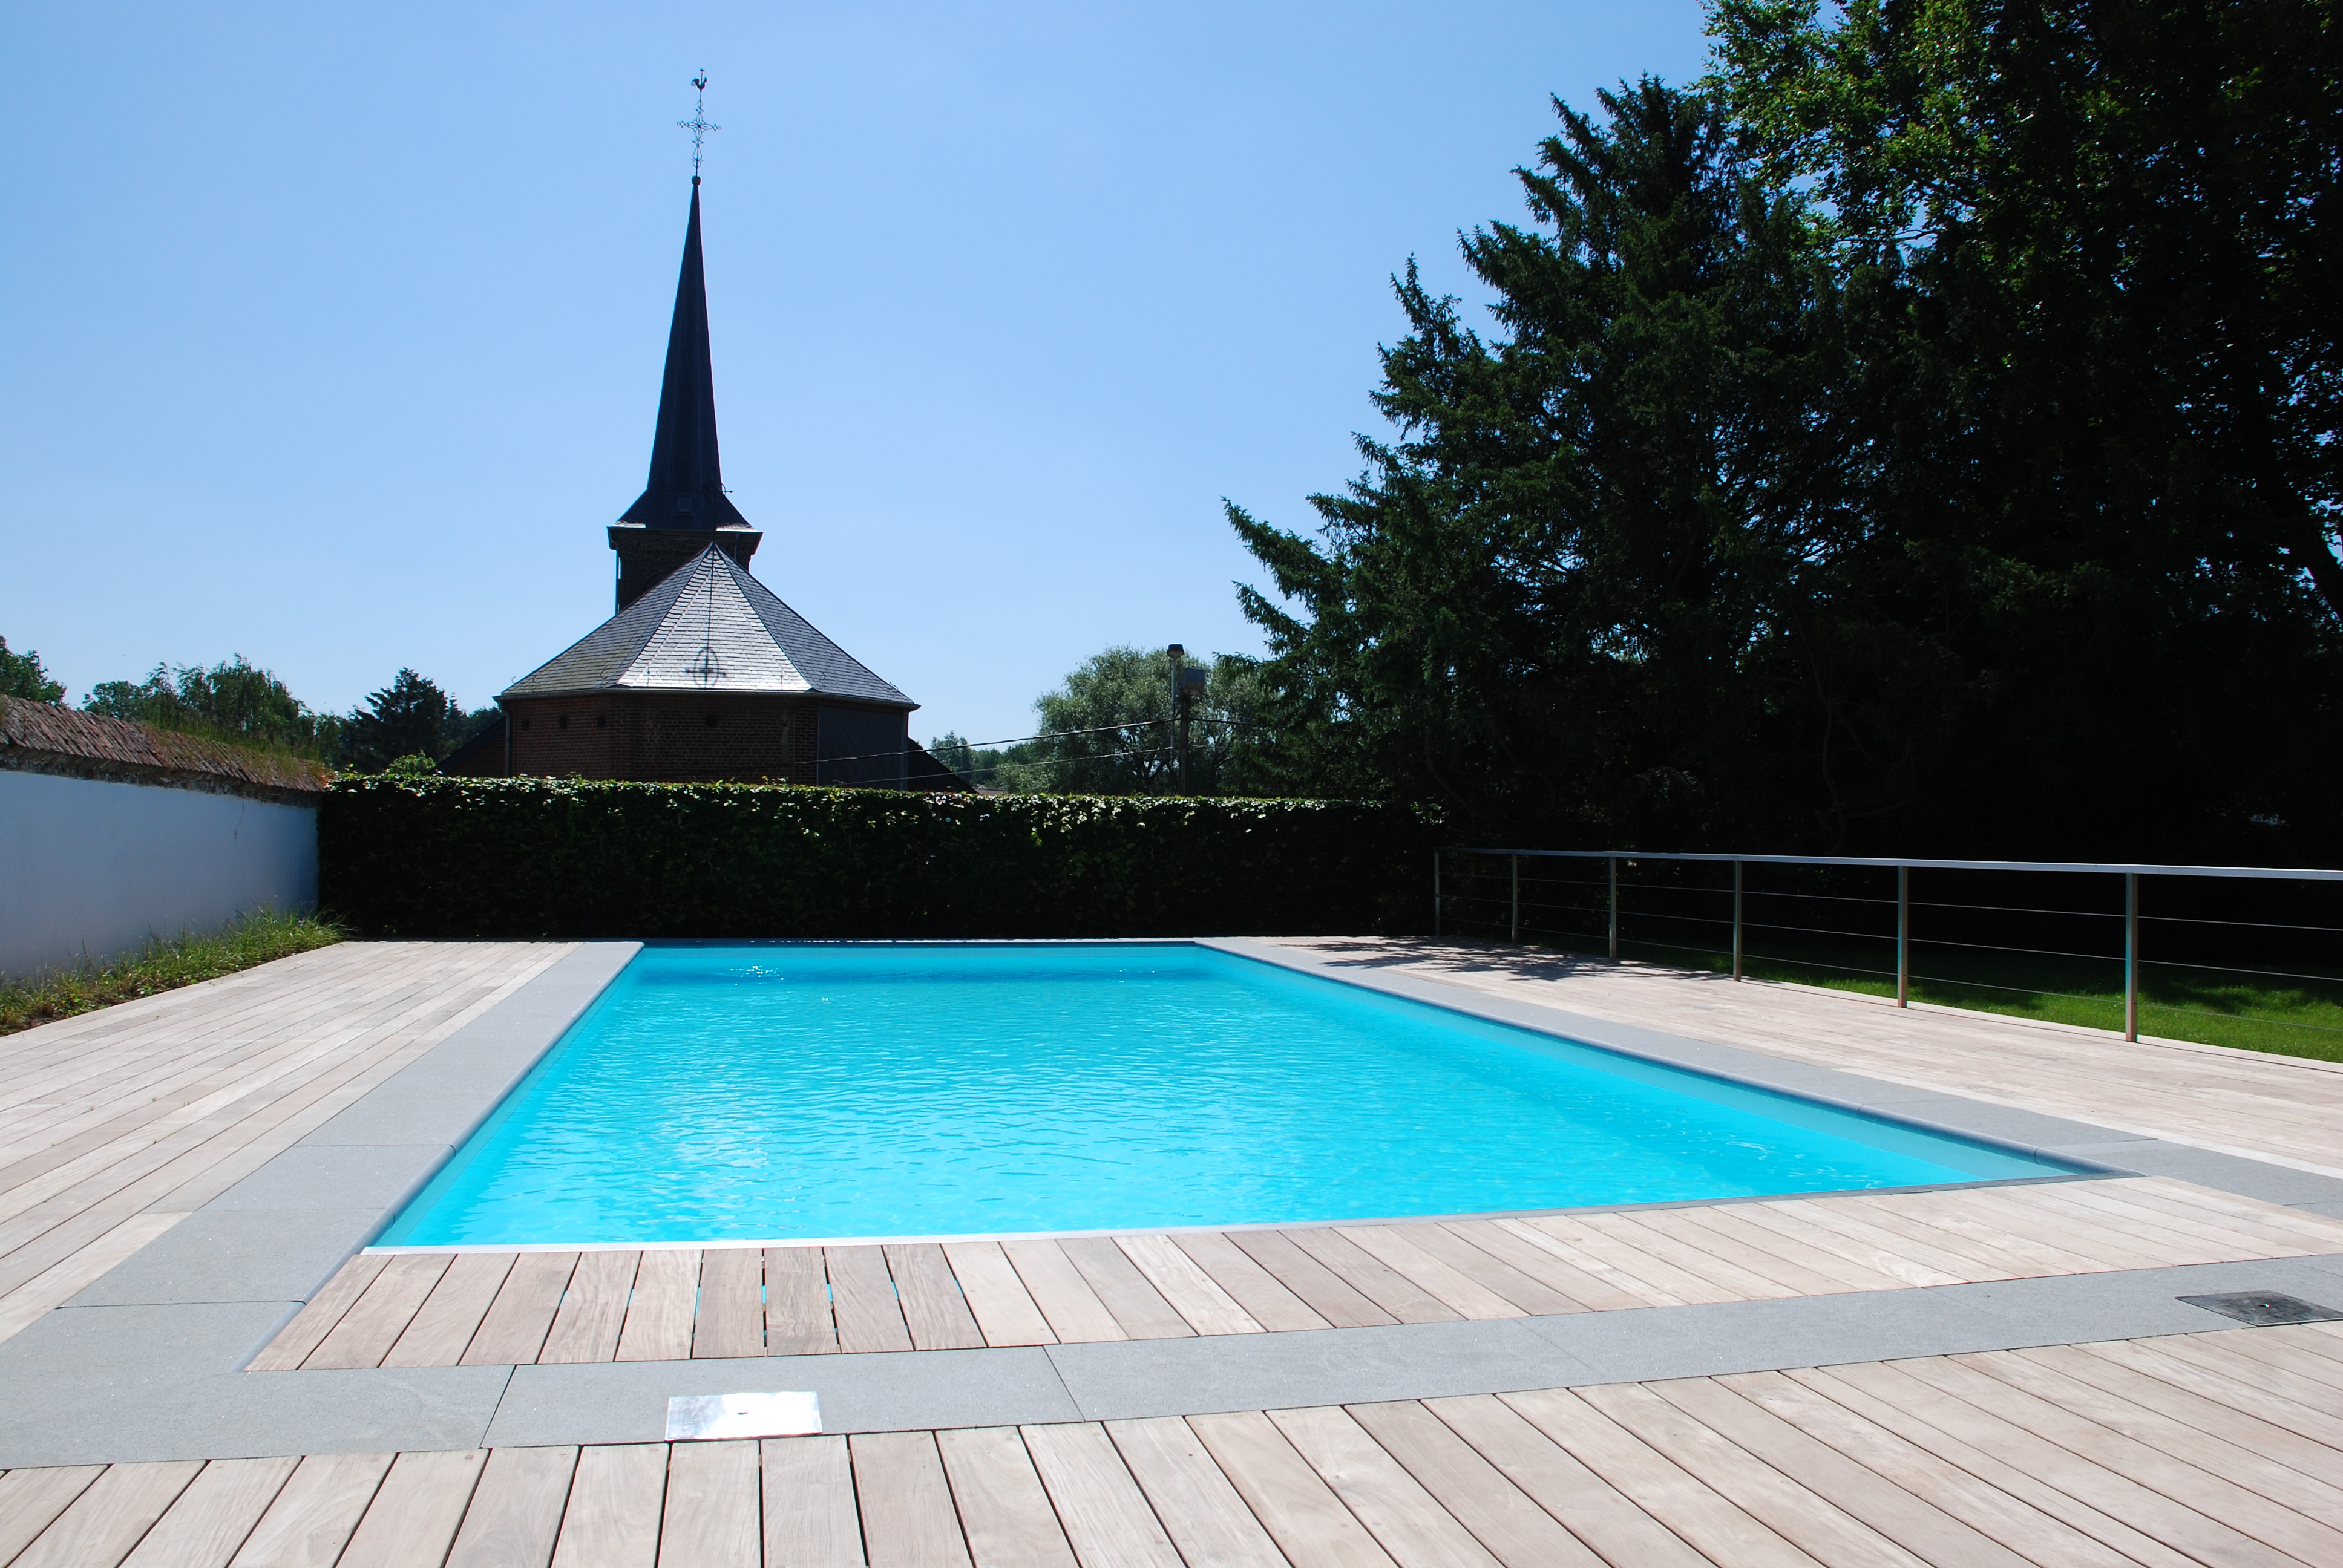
(1432, 851, 1441, 937)
(2125, 871, 2139, 1042)
(1732, 860, 1743, 981)
(1897, 866, 1910, 1007)
(1510, 854, 1520, 943)
(1608, 857, 1620, 961)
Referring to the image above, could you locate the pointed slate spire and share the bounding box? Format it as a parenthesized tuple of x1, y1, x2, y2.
(620, 179, 749, 531)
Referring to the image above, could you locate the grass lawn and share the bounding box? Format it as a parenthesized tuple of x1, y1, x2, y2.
(1561, 930, 2343, 1064)
(0, 909, 346, 1037)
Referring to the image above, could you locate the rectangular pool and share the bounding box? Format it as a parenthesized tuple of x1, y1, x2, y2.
(377, 943, 2080, 1247)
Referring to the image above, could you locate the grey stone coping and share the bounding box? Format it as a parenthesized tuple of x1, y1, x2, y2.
(7, 935, 2343, 1468)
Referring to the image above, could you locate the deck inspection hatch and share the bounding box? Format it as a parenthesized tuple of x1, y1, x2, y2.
(2177, 1290, 2343, 1326)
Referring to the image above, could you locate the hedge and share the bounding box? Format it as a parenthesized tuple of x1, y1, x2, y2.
(320, 777, 1438, 939)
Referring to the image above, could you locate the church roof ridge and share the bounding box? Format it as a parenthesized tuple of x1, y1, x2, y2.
(502, 545, 914, 708)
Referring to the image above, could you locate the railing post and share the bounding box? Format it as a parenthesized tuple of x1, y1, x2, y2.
(1510, 854, 1520, 944)
(2125, 871, 2138, 1042)
(1732, 860, 1743, 981)
(1607, 856, 1620, 961)
(1432, 851, 1441, 938)
(1896, 865, 1909, 1007)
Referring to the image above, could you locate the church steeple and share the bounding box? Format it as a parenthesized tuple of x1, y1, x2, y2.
(609, 172, 760, 614)
(620, 179, 749, 532)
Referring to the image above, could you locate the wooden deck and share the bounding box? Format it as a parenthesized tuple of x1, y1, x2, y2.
(13, 1318, 2343, 1566)
(0, 942, 572, 1345)
(1282, 938, 2343, 1178)
(257, 1176, 2343, 1370)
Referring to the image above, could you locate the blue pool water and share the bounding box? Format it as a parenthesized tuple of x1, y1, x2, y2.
(378, 944, 2077, 1246)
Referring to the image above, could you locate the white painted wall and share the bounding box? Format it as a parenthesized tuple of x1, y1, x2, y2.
(0, 770, 318, 979)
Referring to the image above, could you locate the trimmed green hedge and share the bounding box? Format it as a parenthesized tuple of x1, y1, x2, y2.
(321, 777, 1437, 939)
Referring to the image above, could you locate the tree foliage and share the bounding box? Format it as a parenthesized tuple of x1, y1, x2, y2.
(0, 637, 64, 703)
(340, 668, 491, 773)
(934, 646, 1277, 795)
(83, 656, 345, 759)
(1231, 5, 2343, 860)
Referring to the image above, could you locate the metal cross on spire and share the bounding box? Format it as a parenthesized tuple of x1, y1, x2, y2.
(678, 72, 719, 181)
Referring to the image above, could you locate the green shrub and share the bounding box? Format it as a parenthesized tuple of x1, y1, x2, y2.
(321, 777, 1438, 939)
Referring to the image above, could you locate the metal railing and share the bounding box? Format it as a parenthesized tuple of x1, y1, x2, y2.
(1432, 848, 2343, 1045)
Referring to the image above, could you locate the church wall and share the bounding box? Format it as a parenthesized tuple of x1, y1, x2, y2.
(505, 692, 824, 783)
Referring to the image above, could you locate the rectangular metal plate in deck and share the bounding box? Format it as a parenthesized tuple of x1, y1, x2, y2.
(2177, 1290, 2343, 1326)
(666, 1391, 822, 1441)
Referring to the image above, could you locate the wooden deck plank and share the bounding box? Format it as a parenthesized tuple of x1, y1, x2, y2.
(1717, 1370, 2147, 1568)
(549, 1445, 666, 1568)
(1188, 1410, 1399, 1567)
(1963, 1349, 2343, 1533)
(1497, 1388, 1822, 1568)
(305, 1255, 453, 1370)
(1059, 1238, 1194, 1340)
(1021, 1422, 1185, 1568)
(336, 1449, 488, 1568)
(444, 1446, 577, 1568)
(1345, 1399, 1604, 1568)
(1115, 1235, 1263, 1336)
(1827, 1359, 2292, 1568)
(1338, 1227, 1525, 1321)
(226, 1452, 396, 1568)
(1758, 1201, 2008, 1285)
(1910, 1352, 2343, 1558)
(936, 1426, 1080, 1567)
(660, 1441, 761, 1568)
(943, 1242, 1057, 1347)
(1584, 1381, 1938, 1566)
(1520, 1216, 1743, 1306)
(1226, 1229, 1398, 1328)
(1423, 1396, 1714, 1568)
(540, 1250, 640, 1365)
(765, 1246, 839, 1356)
(615, 1250, 700, 1362)
(693, 1247, 767, 1359)
(1717, 1201, 1969, 1290)
(1270, 1403, 1513, 1567)
(1369, 1223, 1587, 1316)
(1630, 1207, 1862, 1298)
(1876, 1189, 2165, 1274)
(2082, 1337, 2343, 1448)
(1286, 1229, 1465, 1324)
(761, 1436, 864, 1568)
(464, 1252, 578, 1366)
(827, 1244, 914, 1354)
(382, 1252, 516, 1368)
(1000, 1241, 1122, 1344)
(249, 1254, 388, 1371)
(1436, 1221, 1634, 1312)
(0, 1466, 106, 1567)
(10, 1460, 201, 1568)
(1168, 1231, 1332, 1333)
(1649, 1375, 2033, 1567)
(1582, 1214, 1803, 1301)
(2086, 1180, 2343, 1253)
(1103, 1417, 1289, 1568)
(120, 1457, 298, 1568)
(1487, 1218, 1687, 1307)
(888, 1243, 986, 1351)
(851, 1431, 972, 1567)
(1786, 1365, 2205, 1568)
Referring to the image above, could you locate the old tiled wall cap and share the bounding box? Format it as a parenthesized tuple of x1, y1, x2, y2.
(0, 694, 330, 801)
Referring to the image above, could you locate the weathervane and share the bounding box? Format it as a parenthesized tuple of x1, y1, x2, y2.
(678, 72, 719, 181)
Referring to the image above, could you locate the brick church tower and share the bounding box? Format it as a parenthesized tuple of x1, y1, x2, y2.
(449, 176, 961, 790)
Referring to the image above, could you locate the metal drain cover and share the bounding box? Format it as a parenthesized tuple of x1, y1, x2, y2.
(2177, 1290, 2343, 1326)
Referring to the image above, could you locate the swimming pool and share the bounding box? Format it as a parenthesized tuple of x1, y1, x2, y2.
(377, 943, 2080, 1247)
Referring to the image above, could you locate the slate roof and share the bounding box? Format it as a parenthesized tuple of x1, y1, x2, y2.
(502, 545, 914, 707)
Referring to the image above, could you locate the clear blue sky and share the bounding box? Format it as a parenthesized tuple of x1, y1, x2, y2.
(2, 1, 1709, 746)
